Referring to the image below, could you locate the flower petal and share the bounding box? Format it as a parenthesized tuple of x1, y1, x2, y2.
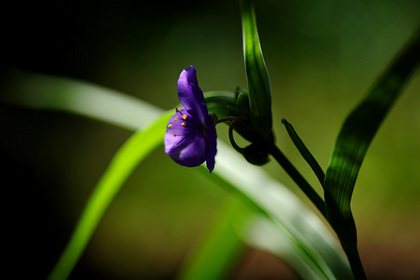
(204, 115, 217, 172)
(165, 116, 185, 153)
(165, 130, 207, 168)
(177, 66, 208, 121)
(164, 109, 206, 167)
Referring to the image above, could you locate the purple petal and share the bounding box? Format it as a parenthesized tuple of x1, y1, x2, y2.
(177, 66, 208, 122)
(164, 109, 207, 167)
(165, 129, 207, 168)
(165, 116, 186, 153)
(175, 136, 207, 167)
(204, 116, 217, 172)
(164, 109, 217, 172)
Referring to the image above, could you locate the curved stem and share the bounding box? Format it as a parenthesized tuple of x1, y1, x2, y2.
(217, 116, 249, 125)
(217, 117, 250, 154)
(228, 120, 245, 153)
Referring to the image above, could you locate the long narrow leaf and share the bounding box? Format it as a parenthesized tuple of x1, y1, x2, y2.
(241, 0, 272, 138)
(2, 70, 162, 130)
(324, 28, 420, 278)
(47, 111, 173, 280)
(281, 118, 325, 187)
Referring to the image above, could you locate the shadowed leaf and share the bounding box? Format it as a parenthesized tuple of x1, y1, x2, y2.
(241, 0, 272, 138)
(324, 28, 420, 279)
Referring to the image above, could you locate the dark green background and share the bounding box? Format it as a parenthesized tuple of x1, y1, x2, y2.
(1, 0, 420, 279)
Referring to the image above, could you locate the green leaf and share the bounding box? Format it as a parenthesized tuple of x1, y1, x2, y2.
(204, 91, 238, 118)
(241, 0, 272, 138)
(324, 28, 420, 278)
(47, 110, 173, 280)
(281, 118, 325, 187)
(211, 142, 352, 279)
(1, 70, 162, 131)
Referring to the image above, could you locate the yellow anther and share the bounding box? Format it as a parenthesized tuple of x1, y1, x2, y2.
(182, 115, 187, 120)
(181, 122, 186, 127)
(174, 116, 178, 121)
(168, 124, 172, 128)
(173, 133, 176, 137)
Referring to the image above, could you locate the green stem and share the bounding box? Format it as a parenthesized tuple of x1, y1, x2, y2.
(219, 118, 326, 218)
(343, 244, 366, 280)
(268, 143, 326, 218)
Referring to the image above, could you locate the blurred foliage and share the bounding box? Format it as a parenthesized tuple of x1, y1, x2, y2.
(1, 0, 420, 279)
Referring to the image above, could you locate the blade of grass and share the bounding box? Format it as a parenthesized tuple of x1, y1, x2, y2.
(1, 69, 162, 130)
(47, 110, 173, 280)
(324, 27, 420, 279)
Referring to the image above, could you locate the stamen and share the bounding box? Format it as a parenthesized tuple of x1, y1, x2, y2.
(174, 117, 178, 121)
(168, 124, 172, 128)
(182, 115, 187, 120)
(181, 122, 186, 127)
(173, 134, 176, 137)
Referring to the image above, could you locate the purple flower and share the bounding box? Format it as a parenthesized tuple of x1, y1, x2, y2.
(164, 66, 217, 172)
